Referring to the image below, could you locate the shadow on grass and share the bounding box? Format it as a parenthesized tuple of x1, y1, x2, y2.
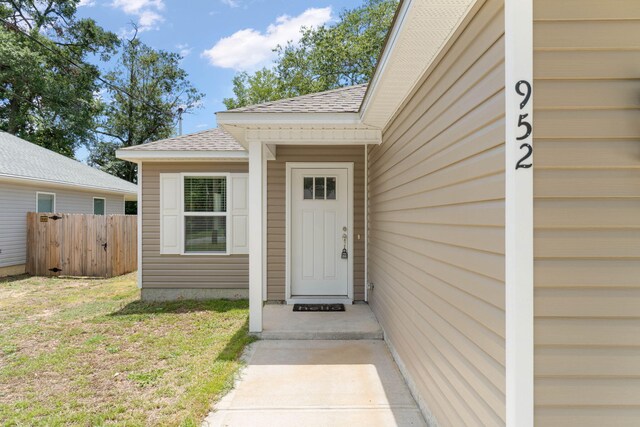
(0, 274, 116, 284)
(0, 274, 30, 284)
(109, 298, 250, 316)
(216, 318, 257, 362)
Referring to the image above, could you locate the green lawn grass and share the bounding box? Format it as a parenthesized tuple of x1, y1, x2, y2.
(0, 273, 253, 426)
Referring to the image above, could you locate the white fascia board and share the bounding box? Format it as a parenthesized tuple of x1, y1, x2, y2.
(115, 149, 248, 162)
(216, 111, 362, 126)
(359, 0, 478, 130)
(359, 0, 412, 119)
(0, 173, 137, 198)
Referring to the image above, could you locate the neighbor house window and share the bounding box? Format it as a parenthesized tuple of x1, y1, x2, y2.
(93, 197, 105, 215)
(183, 176, 227, 253)
(36, 192, 55, 213)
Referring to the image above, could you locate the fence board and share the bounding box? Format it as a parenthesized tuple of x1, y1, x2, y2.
(26, 213, 137, 278)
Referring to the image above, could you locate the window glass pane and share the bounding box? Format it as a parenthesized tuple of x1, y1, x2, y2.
(184, 177, 226, 212)
(303, 177, 313, 199)
(314, 177, 325, 200)
(184, 216, 226, 253)
(326, 177, 336, 200)
(37, 194, 54, 213)
(93, 198, 105, 215)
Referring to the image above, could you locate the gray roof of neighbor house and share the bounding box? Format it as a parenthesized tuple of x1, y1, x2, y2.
(225, 84, 368, 113)
(121, 128, 244, 152)
(0, 132, 138, 195)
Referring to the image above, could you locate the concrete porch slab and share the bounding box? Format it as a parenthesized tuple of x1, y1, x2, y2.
(259, 303, 384, 340)
(203, 340, 427, 427)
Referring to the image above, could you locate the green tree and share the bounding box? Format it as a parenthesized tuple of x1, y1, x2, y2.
(223, 0, 397, 110)
(89, 34, 203, 183)
(0, 0, 119, 157)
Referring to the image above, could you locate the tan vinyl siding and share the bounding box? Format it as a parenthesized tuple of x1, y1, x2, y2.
(367, 0, 506, 425)
(266, 145, 365, 301)
(0, 180, 126, 268)
(141, 162, 249, 289)
(532, 0, 640, 425)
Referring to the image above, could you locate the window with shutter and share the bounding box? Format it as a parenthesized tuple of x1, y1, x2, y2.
(159, 172, 248, 256)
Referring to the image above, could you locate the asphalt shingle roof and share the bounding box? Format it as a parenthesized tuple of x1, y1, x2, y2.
(122, 85, 368, 153)
(122, 128, 244, 152)
(0, 132, 137, 194)
(226, 84, 368, 113)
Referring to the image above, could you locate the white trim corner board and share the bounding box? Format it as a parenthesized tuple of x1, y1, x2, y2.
(505, 0, 534, 425)
(137, 162, 143, 289)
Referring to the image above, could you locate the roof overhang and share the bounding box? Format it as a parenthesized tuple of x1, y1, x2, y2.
(216, 0, 478, 142)
(0, 173, 138, 199)
(216, 112, 381, 148)
(115, 149, 249, 162)
(359, 0, 478, 129)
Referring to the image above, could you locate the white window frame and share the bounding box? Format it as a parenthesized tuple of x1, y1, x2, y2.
(180, 173, 231, 256)
(35, 191, 56, 213)
(93, 197, 106, 215)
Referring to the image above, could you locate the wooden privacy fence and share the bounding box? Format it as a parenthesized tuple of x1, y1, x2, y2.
(27, 213, 137, 278)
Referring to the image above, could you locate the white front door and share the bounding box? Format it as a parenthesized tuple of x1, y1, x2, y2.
(290, 166, 351, 297)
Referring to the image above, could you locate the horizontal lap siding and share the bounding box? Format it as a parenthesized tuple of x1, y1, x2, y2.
(367, 0, 506, 425)
(266, 145, 365, 301)
(532, 0, 640, 425)
(0, 181, 127, 268)
(141, 162, 249, 289)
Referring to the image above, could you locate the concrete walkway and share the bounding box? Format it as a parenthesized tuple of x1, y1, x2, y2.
(203, 340, 427, 427)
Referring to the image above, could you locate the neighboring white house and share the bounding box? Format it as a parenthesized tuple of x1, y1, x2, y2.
(0, 132, 138, 276)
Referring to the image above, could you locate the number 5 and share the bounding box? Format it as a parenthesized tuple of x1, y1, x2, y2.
(516, 113, 531, 141)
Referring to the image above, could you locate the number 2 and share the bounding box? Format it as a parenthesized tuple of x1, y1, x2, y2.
(516, 143, 532, 169)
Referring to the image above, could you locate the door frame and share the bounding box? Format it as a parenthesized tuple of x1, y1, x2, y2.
(285, 162, 354, 304)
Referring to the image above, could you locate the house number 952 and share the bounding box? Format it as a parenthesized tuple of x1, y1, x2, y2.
(514, 80, 532, 169)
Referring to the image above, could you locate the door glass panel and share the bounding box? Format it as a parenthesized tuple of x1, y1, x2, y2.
(314, 177, 325, 200)
(326, 177, 336, 200)
(303, 177, 313, 199)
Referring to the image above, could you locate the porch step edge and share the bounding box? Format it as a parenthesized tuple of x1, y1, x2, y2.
(256, 331, 384, 340)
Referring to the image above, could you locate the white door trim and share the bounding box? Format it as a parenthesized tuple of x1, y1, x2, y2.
(285, 162, 354, 304)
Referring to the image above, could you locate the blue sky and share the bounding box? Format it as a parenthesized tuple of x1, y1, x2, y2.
(75, 0, 362, 160)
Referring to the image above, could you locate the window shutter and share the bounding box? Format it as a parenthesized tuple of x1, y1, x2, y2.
(230, 173, 249, 254)
(160, 173, 181, 254)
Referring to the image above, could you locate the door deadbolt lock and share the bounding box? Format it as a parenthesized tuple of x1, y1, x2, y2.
(341, 248, 348, 259)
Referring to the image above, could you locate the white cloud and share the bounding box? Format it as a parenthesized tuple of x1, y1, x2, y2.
(220, 0, 240, 7)
(176, 43, 192, 58)
(112, 0, 165, 31)
(202, 7, 332, 71)
(112, 0, 164, 14)
(138, 10, 163, 28)
(78, 0, 96, 7)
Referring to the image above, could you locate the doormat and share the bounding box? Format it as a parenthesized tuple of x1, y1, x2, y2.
(293, 303, 345, 312)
